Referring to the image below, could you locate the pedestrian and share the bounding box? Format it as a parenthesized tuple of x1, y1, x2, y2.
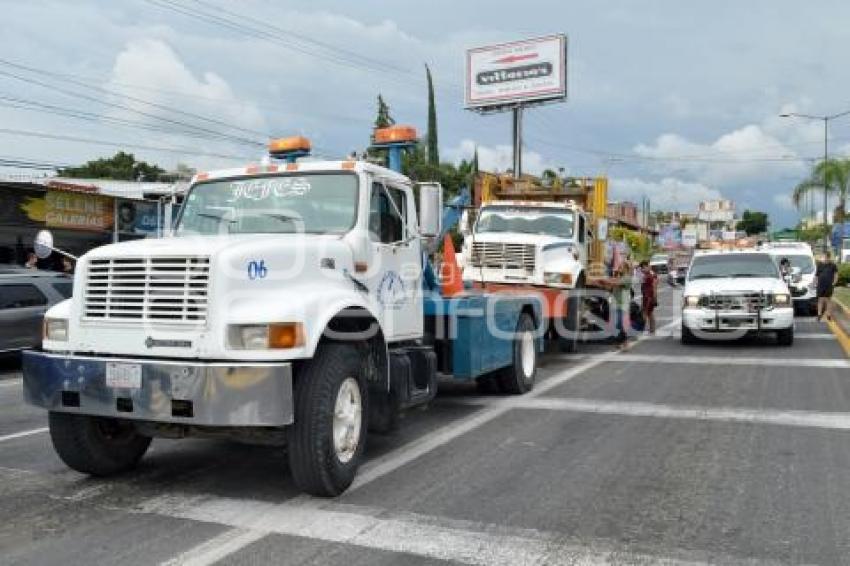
(815, 252, 838, 321)
(25, 251, 37, 269)
(639, 260, 658, 334)
(609, 262, 633, 349)
(61, 256, 74, 275)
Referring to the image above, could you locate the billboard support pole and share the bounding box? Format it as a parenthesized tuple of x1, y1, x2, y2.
(512, 105, 523, 179)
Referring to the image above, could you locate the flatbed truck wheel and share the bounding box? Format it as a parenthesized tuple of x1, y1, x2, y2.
(48, 413, 151, 476)
(498, 312, 538, 394)
(288, 342, 367, 497)
(559, 285, 584, 353)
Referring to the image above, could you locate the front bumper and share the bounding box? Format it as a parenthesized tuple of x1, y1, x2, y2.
(22, 351, 293, 427)
(682, 307, 794, 332)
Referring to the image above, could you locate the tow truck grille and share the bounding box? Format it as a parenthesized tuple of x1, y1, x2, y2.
(84, 257, 210, 324)
(705, 293, 770, 312)
(470, 242, 536, 274)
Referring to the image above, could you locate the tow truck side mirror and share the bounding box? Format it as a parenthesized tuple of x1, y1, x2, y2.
(418, 182, 442, 238)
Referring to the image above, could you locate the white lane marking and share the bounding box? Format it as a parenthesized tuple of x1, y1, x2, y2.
(610, 353, 850, 368)
(162, 322, 683, 566)
(0, 378, 22, 388)
(148, 493, 717, 566)
(489, 397, 850, 431)
(161, 528, 267, 566)
(795, 333, 838, 339)
(0, 427, 47, 443)
(352, 318, 682, 491)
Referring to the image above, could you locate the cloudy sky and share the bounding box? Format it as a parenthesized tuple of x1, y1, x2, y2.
(2, 0, 849, 227)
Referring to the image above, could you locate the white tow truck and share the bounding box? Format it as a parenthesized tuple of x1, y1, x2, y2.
(22, 129, 543, 496)
(681, 249, 795, 345)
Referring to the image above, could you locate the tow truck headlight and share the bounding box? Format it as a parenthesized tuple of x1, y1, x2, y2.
(228, 323, 305, 350)
(684, 295, 700, 308)
(773, 293, 791, 306)
(544, 272, 573, 286)
(44, 318, 69, 342)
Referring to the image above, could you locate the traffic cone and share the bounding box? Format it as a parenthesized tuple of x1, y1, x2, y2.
(441, 234, 464, 297)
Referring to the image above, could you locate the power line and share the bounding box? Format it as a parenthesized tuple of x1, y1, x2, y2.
(0, 127, 256, 161)
(0, 59, 269, 146)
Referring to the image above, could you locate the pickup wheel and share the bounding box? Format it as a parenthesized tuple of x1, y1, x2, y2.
(681, 324, 698, 345)
(48, 413, 151, 476)
(498, 312, 538, 394)
(777, 327, 794, 346)
(288, 342, 367, 497)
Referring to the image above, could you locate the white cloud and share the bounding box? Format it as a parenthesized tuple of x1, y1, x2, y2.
(610, 177, 723, 211)
(446, 139, 558, 176)
(106, 38, 267, 135)
(633, 124, 806, 186)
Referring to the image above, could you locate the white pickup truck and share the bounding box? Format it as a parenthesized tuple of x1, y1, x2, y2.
(681, 250, 794, 345)
(22, 146, 542, 497)
(461, 200, 591, 290)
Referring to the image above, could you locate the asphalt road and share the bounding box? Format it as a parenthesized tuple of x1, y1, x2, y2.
(2, 287, 850, 565)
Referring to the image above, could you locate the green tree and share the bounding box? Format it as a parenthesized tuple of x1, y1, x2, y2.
(541, 169, 558, 187)
(374, 94, 395, 129)
(425, 65, 439, 167)
(737, 210, 769, 235)
(792, 158, 850, 223)
(59, 151, 165, 181)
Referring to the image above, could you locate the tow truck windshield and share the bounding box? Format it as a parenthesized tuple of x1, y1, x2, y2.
(689, 253, 780, 280)
(780, 254, 815, 275)
(475, 207, 575, 237)
(177, 173, 358, 235)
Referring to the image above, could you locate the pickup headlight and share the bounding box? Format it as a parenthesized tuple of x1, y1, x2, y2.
(684, 295, 701, 308)
(228, 323, 305, 350)
(544, 272, 573, 286)
(44, 318, 69, 341)
(773, 293, 791, 306)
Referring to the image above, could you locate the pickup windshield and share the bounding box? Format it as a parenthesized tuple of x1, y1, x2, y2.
(775, 254, 815, 275)
(475, 207, 574, 237)
(176, 173, 358, 235)
(689, 253, 779, 280)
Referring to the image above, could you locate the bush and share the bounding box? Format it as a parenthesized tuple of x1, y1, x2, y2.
(837, 263, 850, 287)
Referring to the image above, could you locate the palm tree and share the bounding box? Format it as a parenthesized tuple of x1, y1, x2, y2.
(792, 158, 850, 223)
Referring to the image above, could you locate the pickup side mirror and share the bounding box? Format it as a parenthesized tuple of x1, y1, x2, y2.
(418, 182, 442, 238)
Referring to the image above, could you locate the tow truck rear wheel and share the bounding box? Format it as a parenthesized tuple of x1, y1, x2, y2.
(498, 312, 538, 394)
(288, 342, 367, 497)
(48, 413, 151, 476)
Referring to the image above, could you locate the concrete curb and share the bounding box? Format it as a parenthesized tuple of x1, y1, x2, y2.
(827, 298, 850, 358)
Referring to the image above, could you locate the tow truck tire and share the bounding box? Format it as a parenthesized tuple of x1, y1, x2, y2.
(777, 327, 794, 346)
(48, 413, 151, 476)
(681, 324, 698, 345)
(288, 342, 367, 497)
(498, 312, 538, 394)
(560, 284, 584, 353)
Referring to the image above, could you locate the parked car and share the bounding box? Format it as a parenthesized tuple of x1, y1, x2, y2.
(0, 267, 73, 354)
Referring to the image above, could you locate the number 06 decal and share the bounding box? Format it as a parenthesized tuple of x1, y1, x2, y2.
(248, 260, 268, 280)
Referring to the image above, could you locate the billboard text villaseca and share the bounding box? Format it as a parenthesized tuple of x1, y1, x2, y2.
(465, 34, 567, 109)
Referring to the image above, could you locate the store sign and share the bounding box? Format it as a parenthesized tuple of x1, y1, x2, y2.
(465, 35, 567, 108)
(45, 190, 113, 231)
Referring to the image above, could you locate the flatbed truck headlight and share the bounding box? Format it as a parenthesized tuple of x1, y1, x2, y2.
(684, 295, 700, 308)
(44, 318, 69, 342)
(228, 323, 305, 350)
(773, 293, 791, 306)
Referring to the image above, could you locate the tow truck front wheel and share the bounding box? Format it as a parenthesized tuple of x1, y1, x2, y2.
(288, 342, 367, 497)
(48, 413, 151, 476)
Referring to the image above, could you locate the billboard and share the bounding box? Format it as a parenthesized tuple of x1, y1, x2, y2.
(117, 199, 160, 236)
(697, 199, 735, 222)
(682, 228, 698, 248)
(44, 190, 113, 231)
(465, 35, 567, 109)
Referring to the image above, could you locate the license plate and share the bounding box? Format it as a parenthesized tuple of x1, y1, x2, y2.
(105, 362, 142, 389)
